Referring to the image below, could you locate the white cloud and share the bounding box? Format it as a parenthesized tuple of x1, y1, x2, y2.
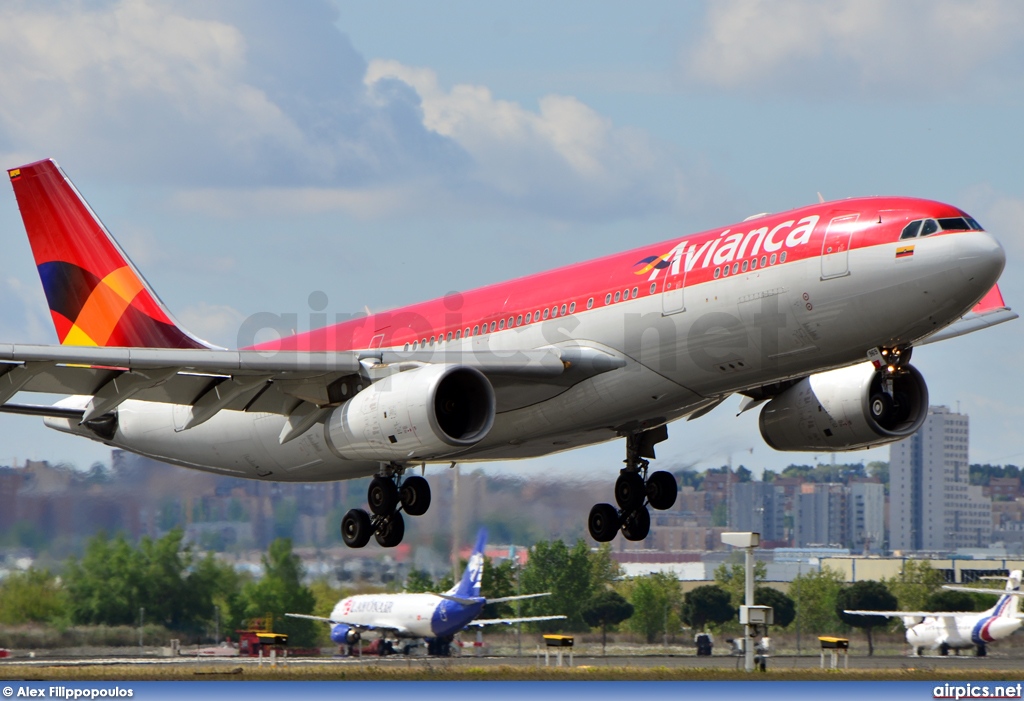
(175, 302, 246, 349)
(0, 1, 701, 221)
(683, 0, 1024, 97)
(365, 59, 687, 219)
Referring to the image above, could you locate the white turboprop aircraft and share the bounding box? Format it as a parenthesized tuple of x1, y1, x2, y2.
(845, 570, 1024, 656)
(286, 529, 564, 655)
(2, 159, 1015, 548)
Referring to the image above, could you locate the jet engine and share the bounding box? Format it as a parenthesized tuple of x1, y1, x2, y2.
(331, 623, 360, 646)
(326, 364, 496, 461)
(759, 361, 928, 451)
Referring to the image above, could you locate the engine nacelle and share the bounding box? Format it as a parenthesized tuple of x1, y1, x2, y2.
(759, 361, 928, 451)
(331, 623, 360, 645)
(326, 364, 495, 461)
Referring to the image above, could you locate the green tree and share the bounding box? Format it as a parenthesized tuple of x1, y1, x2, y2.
(924, 589, 976, 613)
(836, 580, 897, 655)
(681, 585, 734, 631)
(755, 586, 795, 628)
(624, 572, 682, 643)
(883, 560, 945, 611)
(242, 538, 317, 647)
(589, 543, 622, 591)
(481, 557, 516, 619)
(0, 568, 67, 624)
(520, 539, 594, 631)
(309, 579, 346, 646)
(582, 589, 633, 654)
(404, 569, 435, 593)
(63, 529, 226, 633)
(789, 565, 846, 635)
(713, 558, 768, 608)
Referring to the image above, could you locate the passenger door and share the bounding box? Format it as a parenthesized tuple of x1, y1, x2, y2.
(821, 213, 859, 280)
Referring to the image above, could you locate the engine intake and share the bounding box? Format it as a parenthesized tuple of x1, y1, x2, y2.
(326, 364, 495, 461)
(759, 362, 928, 451)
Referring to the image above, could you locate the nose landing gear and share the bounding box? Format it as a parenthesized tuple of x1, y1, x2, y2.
(588, 427, 677, 543)
(342, 466, 432, 548)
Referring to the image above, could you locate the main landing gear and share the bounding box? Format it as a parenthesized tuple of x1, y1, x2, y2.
(588, 427, 677, 543)
(868, 345, 913, 427)
(341, 466, 431, 548)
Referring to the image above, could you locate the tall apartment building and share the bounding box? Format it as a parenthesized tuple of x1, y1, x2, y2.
(890, 405, 992, 552)
(794, 482, 848, 548)
(729, 481, 785, 542)
(847, 480, 885, 552)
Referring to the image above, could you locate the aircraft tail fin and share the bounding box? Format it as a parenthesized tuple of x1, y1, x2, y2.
(7, 159, 213, 349)
(448, 528, 487, 600)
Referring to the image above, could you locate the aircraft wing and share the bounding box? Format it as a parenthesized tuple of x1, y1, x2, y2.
(843, 610, 963, 618)
(466, 614, 567, 628)
(941, 585, 1024, 597)
(916, 284, 1017, 345)
(284, 612, 411, 636)
(0, 343, 625, 431)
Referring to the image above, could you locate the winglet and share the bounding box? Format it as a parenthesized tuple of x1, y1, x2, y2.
(8, 159, 213, 349)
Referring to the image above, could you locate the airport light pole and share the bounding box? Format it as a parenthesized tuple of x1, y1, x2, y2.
(721, 532, 759, 673)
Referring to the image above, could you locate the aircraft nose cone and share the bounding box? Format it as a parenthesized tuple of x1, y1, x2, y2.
(957, 231, 1006, 294)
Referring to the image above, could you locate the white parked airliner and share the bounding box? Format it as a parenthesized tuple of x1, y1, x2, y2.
(845, 570, 1024, 656)
(2, 159, 1015, 547)
(287, 528, 564, 655)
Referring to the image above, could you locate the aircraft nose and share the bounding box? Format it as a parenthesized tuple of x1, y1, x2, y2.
(956, 231, 1006, 293)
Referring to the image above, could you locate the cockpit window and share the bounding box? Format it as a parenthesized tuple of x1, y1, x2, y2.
(938, 217, 970, 231)
(966, 217, 984, 231)
(900, 221, 922, 239)
(920, 219, 939, 236)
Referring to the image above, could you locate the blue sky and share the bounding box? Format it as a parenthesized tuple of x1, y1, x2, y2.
(0, 0, 1021, 478)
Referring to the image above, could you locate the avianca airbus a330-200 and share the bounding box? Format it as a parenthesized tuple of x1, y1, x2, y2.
(2, 159, 1016, 548)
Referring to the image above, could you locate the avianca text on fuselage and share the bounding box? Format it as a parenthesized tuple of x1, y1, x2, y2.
(636, 215, 821, 280)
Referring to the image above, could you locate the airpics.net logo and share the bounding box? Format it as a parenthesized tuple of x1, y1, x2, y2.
(933, 683, 1023, 699)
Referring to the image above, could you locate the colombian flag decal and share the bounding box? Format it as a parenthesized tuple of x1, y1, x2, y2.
(896, 245, 915, 258)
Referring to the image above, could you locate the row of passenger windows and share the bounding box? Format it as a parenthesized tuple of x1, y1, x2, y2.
(900, 216, 983, 240)
(713, 251, 786, 279)
(402, 282, 666, 351)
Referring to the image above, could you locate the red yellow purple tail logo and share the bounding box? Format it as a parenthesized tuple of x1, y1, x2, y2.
(8, 160, 210, 349)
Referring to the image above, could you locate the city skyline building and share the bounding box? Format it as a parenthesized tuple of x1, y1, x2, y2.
(890, 405, 992, 552)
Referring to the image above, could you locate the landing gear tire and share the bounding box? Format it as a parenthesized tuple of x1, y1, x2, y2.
(368, 475, 399, 516)
(588, 503, 620, 542)
(939, 643, 950, 656)
(621, 505, 651, 541)
(646, 470, 677, 510)
(399, 475, 431, 516)
(976, 643, 987, 657)
(615, 471, 646, 509)
(375, 511, 405, 548)
(341, 508, 373, 548)
(915, 647, 924, 657)
(869, 393, 893, 423)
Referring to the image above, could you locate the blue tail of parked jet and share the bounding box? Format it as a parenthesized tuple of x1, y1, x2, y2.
(448, 528, 487, 599)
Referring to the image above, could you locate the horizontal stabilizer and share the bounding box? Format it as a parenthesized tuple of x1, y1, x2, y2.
(941, 585, 1024, 597)
(437, 594, 482, 606)
(467, 614, 567, 627)
(487, 592, 552, 604)
(844, 609, 965, 618)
